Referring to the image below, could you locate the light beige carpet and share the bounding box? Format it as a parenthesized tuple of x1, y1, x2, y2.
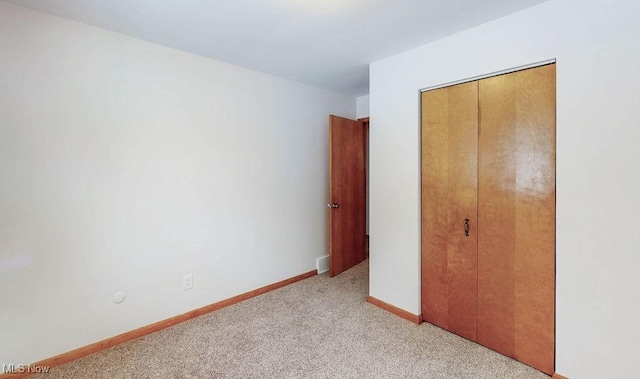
(33, 260, 549, 378)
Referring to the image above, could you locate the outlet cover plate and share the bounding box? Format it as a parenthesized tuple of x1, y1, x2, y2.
(183, 274, 193, 290)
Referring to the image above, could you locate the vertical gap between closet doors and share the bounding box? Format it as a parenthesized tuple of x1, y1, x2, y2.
(476, 80, 480, 339)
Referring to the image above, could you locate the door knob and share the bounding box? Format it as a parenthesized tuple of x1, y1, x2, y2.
(327, 203, 340, 209)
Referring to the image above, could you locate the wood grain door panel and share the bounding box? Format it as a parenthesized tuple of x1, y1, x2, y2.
(477, 64, 556, 375)
(421, 81, 479, 341)
(329, 115, 366, 277)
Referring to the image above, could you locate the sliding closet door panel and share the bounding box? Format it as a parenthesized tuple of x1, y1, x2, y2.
(512, 64, 556, 375)
(421, 81, 478, 341)
(478, 64, 555, 375)
(477, 72, 517, 359)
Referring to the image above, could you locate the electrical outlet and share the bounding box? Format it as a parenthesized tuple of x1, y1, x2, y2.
(182, 274, 193, 290)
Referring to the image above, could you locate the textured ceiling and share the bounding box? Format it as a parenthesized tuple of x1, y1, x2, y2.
(5, 0, 549, 96)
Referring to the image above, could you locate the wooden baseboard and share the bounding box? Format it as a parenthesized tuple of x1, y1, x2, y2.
(366, 295, 423, 325)
(0, 270, 317, 379)
(552, 373, 568, 379)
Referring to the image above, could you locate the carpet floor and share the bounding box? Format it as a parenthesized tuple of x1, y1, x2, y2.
(33, 260, 550, 378)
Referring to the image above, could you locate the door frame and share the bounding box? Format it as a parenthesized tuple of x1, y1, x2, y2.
(358, 117, 369, 259)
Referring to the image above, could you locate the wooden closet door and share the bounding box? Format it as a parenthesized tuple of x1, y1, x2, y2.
(477, 64, 555, 374)
(421, 81, 478, 341)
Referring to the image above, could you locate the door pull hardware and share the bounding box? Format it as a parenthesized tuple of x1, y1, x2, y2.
(464, 218, 470, 237)
(327, 203, 340, 209)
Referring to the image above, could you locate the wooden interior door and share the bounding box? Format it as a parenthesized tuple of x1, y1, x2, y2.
(329, 115, 366, 277)
(421, 81, 479, 341)
(477, 64, 556, 374)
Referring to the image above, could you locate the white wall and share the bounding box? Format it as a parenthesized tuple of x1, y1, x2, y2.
(356, 95, 370, 119)
(356, 94, 370, 234)
(369, 0, 640, 377)
(0, 2, 354, 364)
